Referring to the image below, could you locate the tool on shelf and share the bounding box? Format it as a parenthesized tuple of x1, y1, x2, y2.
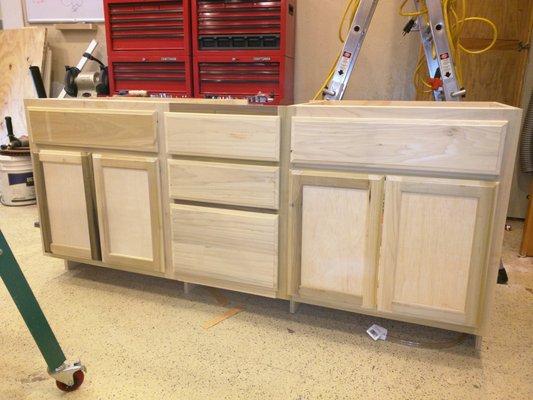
(1, 117, 29, 151)
(0, 231, 86, 392)
(59, 39, 109, 99)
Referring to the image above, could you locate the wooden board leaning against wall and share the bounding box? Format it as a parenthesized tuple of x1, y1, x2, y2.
(24, 98, 522, 346)
(0, 27, 50, 142)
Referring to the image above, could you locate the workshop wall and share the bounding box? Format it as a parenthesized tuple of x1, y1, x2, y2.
(16, 0, 420, 100)
(294, 0, 419, 103)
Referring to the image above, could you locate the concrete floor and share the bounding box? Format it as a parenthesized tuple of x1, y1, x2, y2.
(0, 204, 531, 400)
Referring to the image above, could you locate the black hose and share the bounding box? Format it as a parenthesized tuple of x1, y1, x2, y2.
(29, 66, 48, 98)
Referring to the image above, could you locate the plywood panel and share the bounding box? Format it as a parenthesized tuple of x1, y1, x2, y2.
(27, 107, 158, 151)
(291, 117, 508, 175)
(288, 170, 384, 309)
(301, 186, 369, 297)
(165, 113, 281, 161)
(93, 154, 162, 272)
(378, 176, 497, 327)
(171, 204, 278, 292)
(0, 27, 47, 144)
(168, 160, 279, 209)
(394, 192, 478, 311)
(40, 150, 92, 260)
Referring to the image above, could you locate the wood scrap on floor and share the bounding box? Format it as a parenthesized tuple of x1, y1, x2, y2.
(0, 27, 47, 144)
(202, 307, 244, 330)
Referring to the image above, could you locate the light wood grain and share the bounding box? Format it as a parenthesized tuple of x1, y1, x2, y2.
(39, 150, 93, 260)
(165, 112, 281, 161)
(377, 176, 497, 327)
(27, 107, 158, 151)
(171, 204, 278, 293)
(0, 27, 47, 143)
(291, 117, 508, 175)
(168, 160, 280, 209)
(54, 23, 97, 31)
(93, 154, 163, 272)
(288, 170, 384, 309)
(301, 186, 369, 297)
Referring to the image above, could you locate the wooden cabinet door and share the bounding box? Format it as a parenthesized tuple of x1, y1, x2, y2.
(289, 170, 384, 309)
(378, 176, 498, 327)
(35, 150, 99, 260)
(92, 154, 163, 273)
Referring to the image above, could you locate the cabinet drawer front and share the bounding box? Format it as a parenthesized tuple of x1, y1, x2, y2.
(168, 160, 279, 209)
(171, 204, 278, 290)
(291, 117, 508, 175)
(165, 113, 280, 161)
(27, 107, 158, 151)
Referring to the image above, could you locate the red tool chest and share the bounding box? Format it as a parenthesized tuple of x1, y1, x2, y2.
(104, 0, 193, 97)
(191, 0, 296, 104)
(108, 52, 192, 97)
(193, 53, 293, 104)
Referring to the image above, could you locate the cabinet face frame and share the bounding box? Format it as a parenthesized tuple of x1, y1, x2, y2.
(377, 176, 498, 327)
(288, 170, 384, 309)
(92, 154, 163, 273)
(34, 150, 100, 261)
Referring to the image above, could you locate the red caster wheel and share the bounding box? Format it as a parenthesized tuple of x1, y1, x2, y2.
(56, 370, 85, 392)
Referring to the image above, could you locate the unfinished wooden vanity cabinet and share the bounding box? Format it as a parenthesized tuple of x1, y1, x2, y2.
(164, 107, 285, 298)
(27, 99, 166, 275)
(287, 101, 522, 338)
(26, 98, 522, 344)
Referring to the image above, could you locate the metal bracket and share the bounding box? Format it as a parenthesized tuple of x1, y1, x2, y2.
(49, 361, 86, 386)
(518, 42, 530, 52)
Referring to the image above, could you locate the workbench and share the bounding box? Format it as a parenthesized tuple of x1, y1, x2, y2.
(24, 99, 522, 346)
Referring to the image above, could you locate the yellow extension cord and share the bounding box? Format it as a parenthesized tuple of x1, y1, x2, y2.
(313, 0, 498, 100)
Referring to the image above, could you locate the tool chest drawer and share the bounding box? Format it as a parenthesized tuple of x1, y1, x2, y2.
(168, 160, 280, 209)
(109, 53, 192, 97)
(104, 0, 191, 53)
(291, 116, 508, 175)
(165, 112, 280, 161)
(27, 107, 158, 151)
(191, 0, 295, 55)
(193, 54, 293, 105)
(193, 0, 283, 50)
(171, 204, 279, 291)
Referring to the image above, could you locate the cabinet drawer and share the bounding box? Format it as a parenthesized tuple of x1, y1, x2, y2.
(165, 112, 280, 161)
(27, 107, 158, 151)
(171, 204, 278, 291)
(168, 160, 279, 209)
(291, 117, 508, 175)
